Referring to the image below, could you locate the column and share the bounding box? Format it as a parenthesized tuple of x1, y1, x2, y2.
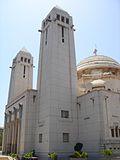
(2, 114, 7, 153)
(11, 121, 15, 153)
(7, 111, 12, 153)
(17, 104, 22, 153)
(17, 119, 20, 153)
(13, 120, 17, 153)
(13, 108, 17, 153)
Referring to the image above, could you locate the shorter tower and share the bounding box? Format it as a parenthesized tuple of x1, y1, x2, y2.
(3, 48, 37, 154)
(8, 48, 33, 103)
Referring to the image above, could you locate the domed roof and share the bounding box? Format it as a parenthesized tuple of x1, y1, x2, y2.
(91, 79, 105, 87)
(20, 47, 30, 53)
(77, 55, 120, 71)
(17, 47, 32, 57)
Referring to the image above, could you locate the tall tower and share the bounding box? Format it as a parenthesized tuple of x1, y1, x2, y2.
(36, 7, 77, 159)
(8, 48, 33, 103)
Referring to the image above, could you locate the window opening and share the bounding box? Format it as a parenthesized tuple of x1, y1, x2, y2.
(111, 129, 114, 137)
(61, 16, 65, 22)
(43, 22, 45, 27)
(61, 26, 64, 43)
(28, 59, 30, 63)
(66, 18, 69, 24)
(23, 65, 26, 78)
(115, 126, 118, 137)
(45, 28, 48, 45)
(39, 134, 42, 143)
(33, 95, 36, 103)
(24, 58, 27, 62)
(21, 57, 23, 61)
(61, 110, 69, 118)
(62, 26, 64, 37)
(56, 14, 60, 20)
(62, 39, 64, 43)
(63, 133, 69, 142)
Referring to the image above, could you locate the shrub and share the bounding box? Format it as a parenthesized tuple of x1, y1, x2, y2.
(9, 153, 18, 159)
(70, 151, 88, 159)
(80, 152, 88, 158)
(48, 152, 57, 160)
(70, 143, 88, 159)
(103, 149, 112, 156)
(23, 151, 33, 159)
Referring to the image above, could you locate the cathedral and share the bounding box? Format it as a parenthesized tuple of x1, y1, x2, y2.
(3, 6, 120, 160)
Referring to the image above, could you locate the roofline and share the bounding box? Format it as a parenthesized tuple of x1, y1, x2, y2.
(6, 89, 37, 109)
(77, 65, 120, 72)
(77, 89, 120, 98)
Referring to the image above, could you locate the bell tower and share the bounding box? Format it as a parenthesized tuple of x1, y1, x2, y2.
(8, 48, 33, 103)
(36, 7, 77, 158)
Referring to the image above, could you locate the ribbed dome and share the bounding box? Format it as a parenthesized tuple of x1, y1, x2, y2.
(91, 79, 105, 86)
(77, 55, 120, 71)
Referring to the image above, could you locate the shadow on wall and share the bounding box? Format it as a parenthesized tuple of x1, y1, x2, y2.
(0, 128, 3, 151)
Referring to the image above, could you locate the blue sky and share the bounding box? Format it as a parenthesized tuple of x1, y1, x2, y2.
(0, 0, 120, 127)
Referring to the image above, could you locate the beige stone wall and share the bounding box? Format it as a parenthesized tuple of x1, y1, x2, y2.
(77, 67, 120, 96)
(3, 89, 37, 154)
(36, 7, 77, 157)
(8, 50, 33, 103)
(77, 90, 120, 155)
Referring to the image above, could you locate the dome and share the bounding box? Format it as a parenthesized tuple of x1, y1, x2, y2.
(77, 55, 120, 71)
(20, 47, 30, 53)
(17, 47, 32, 57)
(91, 79, 105, 87)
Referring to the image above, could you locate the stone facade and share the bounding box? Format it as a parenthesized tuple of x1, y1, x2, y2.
(77, 55, 120, 96)
(3, 6, 120, 160)
(0, 127, 3, 150)
(8, 48, 33, 103)
(3, 89, 37, 154)
(77, 90, 120, 157)
(35, 7, 77, 159)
